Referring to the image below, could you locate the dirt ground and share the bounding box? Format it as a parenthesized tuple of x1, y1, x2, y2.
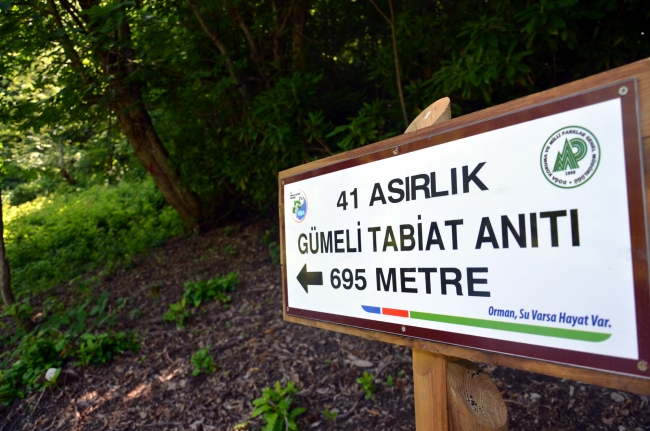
(2, 220, 649, 431)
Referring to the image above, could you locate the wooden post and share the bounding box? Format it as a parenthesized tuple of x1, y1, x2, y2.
(406, 99, 508, 431)
(413, 349, 449, 431)
(447, 360, 508, 430)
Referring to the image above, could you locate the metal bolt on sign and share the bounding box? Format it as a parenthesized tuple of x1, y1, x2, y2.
(639, 360, 648, 372)
(393, 147, 400, 155)
(402, 326, 406, 332)
(619, 86, 629, 96)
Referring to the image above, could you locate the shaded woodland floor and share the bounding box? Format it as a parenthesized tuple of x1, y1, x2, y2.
(1, 220, 649, 431)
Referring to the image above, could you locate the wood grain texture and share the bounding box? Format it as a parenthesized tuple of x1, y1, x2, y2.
(405, 97, 451, 134)
(413, 349, 449, 431)
(447, 360, 508, 431)
(280, 58, 650, 395)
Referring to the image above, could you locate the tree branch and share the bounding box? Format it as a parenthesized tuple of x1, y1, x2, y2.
(228, 5, 269, 87)
(187, 0, 248, 101)
(58, 0, 88, 34)
(47, 0, 91, 84)
(369, 0, 408, 126)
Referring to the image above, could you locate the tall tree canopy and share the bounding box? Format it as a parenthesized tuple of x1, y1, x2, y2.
(1, 0, 648, 225)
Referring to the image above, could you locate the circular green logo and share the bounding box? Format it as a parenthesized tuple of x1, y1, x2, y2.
(540, 126, 600, 188)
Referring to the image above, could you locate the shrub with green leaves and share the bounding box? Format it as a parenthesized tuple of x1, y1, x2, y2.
(183, 272, 240, 308)
(357, 371, 376, 399)
(0, 326, 140, 406)
(4, 179, 183, 296)
(190, 347, 216, 377)
(0, 326, 72, 406)
(251, 381, 306, 431)
(75, 332, 140, 367)
(164, 298, 190, 328)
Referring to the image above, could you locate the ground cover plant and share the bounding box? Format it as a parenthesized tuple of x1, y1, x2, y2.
(251, 381, 306, 431)
(4, 179, 183, 296)
(0, 291, 141, 406)
(164, 273, 240, 328)
(190, 347, 216, 377)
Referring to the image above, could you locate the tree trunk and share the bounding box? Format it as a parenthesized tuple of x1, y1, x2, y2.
(109, 84, 204, 227)
(69, 0, 204, 228)
(58, 142, 77, 185)
(0, 191, 15, 307)
(0, 191, 35, 332)
(291, 0, 306, 70)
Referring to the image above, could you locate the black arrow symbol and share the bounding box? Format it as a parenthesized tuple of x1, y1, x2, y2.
(297, 264, 323, 293)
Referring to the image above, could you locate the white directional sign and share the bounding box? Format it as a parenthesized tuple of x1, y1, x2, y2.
(280, 81, 649, 377)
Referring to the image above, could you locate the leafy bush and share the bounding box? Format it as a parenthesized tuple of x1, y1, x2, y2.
(183, 272, 240, 308)
(75, 332, 141, 367)
(251, 381, 306, 431)
(4, 329, 69, 389)
(0, 292, 137, 406)
(190, 347, 216, 377)
(163, 298, 190, 328)
(357, 371, 376, 399)
(4, 179, 183, 296)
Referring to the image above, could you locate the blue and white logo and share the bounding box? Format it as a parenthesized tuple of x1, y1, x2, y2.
(290, 190, 308, 223)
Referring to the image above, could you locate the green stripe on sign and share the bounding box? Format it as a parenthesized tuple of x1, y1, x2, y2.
(409, 311, 611, 342)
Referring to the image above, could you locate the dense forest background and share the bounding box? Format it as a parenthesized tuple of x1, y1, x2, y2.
(2, 0, 649, 313)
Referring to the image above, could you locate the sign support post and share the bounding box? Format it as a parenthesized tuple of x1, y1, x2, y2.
(412, 350, 449, 430)
(406, 99, 508, 430)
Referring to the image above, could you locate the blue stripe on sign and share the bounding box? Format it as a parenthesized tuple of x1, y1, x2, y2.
(361, 305, 381, 314)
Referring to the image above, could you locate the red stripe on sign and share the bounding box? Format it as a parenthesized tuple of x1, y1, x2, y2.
(382, 308, 409, 318)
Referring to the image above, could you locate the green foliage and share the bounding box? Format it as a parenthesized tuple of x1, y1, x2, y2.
(327, 100, 397, 152)
(357, 371, 376, 399)
(261, 227, 280, 265)
(223, 245, 236, 256)
(190, 347, 216, 377)
(75, 332, 140, 367)
(183, 272, 240, 308)
(0, 290, 138, 406)
(4, 179, 183, 296)
(251, 381, 306, 431)
(163, 273, 240, 327)
(322, 407, 339, 422)
(163, 298, 190, 328)
(2, 0, 649, 225)
(0, 326, 139, 405)
(385, 374, 394, 387)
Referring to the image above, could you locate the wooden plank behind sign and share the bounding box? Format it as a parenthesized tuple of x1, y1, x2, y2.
(279, 58, 650, 395)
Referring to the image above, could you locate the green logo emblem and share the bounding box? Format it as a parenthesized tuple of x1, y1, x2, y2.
(540, 126, 600, 188)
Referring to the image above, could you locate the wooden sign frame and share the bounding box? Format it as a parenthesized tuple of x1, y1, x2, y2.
(278, 59, 650, 396)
